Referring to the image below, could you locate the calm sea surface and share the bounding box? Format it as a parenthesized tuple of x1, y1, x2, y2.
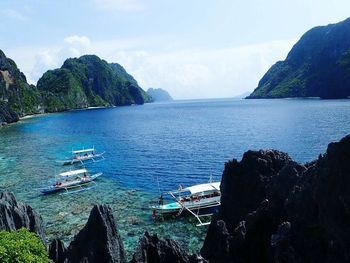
(0, 98, 350, 257)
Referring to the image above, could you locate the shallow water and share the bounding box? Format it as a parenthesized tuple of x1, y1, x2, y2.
(0, 98, 350, 257)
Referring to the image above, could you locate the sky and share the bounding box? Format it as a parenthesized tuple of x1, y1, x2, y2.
(0, 0, 349, 99)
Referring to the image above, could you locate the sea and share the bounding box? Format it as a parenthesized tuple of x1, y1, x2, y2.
(0, 98, 350, 257)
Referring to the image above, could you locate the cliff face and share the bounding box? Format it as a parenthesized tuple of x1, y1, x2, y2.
(201, 135, 350, 263)
(37, 55, 151, 112)
(0, 50, 42, 124)
(0, 50, 152, 124)
(247, 18, 350, 99)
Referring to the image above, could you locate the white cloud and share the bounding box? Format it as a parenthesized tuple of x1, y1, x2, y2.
(64, 35, 91, 48)
(92, 0, 142, 11)
(100, 40, 296, 99)
(5, 35, 93, 83)
(1, 9, 27, 21)
(4, 36, 296, 99)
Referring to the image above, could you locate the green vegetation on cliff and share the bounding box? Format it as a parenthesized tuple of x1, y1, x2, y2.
(248, 18, 350, 99)
(0, 51, 151, 123)
(0, 228, 49, 263)
(37, 55, 151, 111)
(0, 50, 42, 123)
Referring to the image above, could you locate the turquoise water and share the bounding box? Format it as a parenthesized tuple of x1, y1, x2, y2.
(0, 98, 350, 257)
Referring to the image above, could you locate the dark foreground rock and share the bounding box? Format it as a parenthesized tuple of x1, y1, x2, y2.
(130, 231, 205, 263)
(202, 135, 350, 263)
(0, 191, 44, 240)
(49, 205, 199, 263)
(49, 204, 127, 263)
(49, 239, 67, 263)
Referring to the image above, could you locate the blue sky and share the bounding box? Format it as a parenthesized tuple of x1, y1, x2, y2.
(0, 0, 349, 99)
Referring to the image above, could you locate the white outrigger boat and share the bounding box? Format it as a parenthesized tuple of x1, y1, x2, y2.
(41, 168, 102, 195)
(57, 147, 105, 165)
(151, 181, 221, 226)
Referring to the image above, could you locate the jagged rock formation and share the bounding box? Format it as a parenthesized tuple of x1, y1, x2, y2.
(146, 88, 173, 102)
(0, 191, 45, 241)
(49, 205, 200, 263)
(201, 135, 350, 262)
(0, 50, 42, 123)
(49, 239, 67, 263)
(130, 231, 204, 263)
(37, 55, 151, 111)
(49, 204, 127, 263)
(247, 17, 350, 99)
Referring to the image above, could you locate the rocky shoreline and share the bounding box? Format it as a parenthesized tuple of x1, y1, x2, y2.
(202, 135, 350, 263)
(1, 135, 350, 262)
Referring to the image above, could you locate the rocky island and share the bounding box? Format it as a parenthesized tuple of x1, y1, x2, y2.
(1, 134, 350, 262)
(146, 88, 173, 102)
(0, 50, 151, 125)
(247, 17, 350, 99)
(38, 55, 151, 111)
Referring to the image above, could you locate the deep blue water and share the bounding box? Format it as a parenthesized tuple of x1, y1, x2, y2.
(0, 98, 350, 257)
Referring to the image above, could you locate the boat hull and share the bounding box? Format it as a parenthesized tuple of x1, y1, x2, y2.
(58, 153, 105, 165)
(152, 197, 220, 218)
(41, 173, 102, 195)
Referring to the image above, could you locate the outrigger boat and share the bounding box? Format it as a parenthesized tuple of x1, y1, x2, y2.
(41, 168, 102, 195)
(57, 147, 105, 165)
(151, 181, 221, 226)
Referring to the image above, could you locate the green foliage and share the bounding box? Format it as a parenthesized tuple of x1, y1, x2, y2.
(0, 228, 50, 263)
(248, 18, 350, 99)
(109, 63, 139, 86)
(1, 49, 152, 122)
(0, 50, 42, 120)
(37, 55, 152, 109)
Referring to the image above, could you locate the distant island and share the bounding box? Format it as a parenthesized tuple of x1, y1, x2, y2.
(247, 17, 350, 99)
(0, 51, 151, 125)
(146, 88, 173, 102)
(233, 91, 251, 99)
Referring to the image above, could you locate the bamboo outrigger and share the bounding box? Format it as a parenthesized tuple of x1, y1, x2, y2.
(151, 181, 221, 226)
(57, 147, 105, 165)
(41, 168, 102, 195)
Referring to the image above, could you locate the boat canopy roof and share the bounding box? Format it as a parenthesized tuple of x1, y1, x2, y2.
(72, 148, 95, 154)
(60, 169, 87, 177)
(184, 182, 220, 194)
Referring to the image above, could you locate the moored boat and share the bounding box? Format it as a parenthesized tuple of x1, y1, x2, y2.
(151, 181, 221, 226)
(57, 147, 105, 165)
(41, 168, 102, 195)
